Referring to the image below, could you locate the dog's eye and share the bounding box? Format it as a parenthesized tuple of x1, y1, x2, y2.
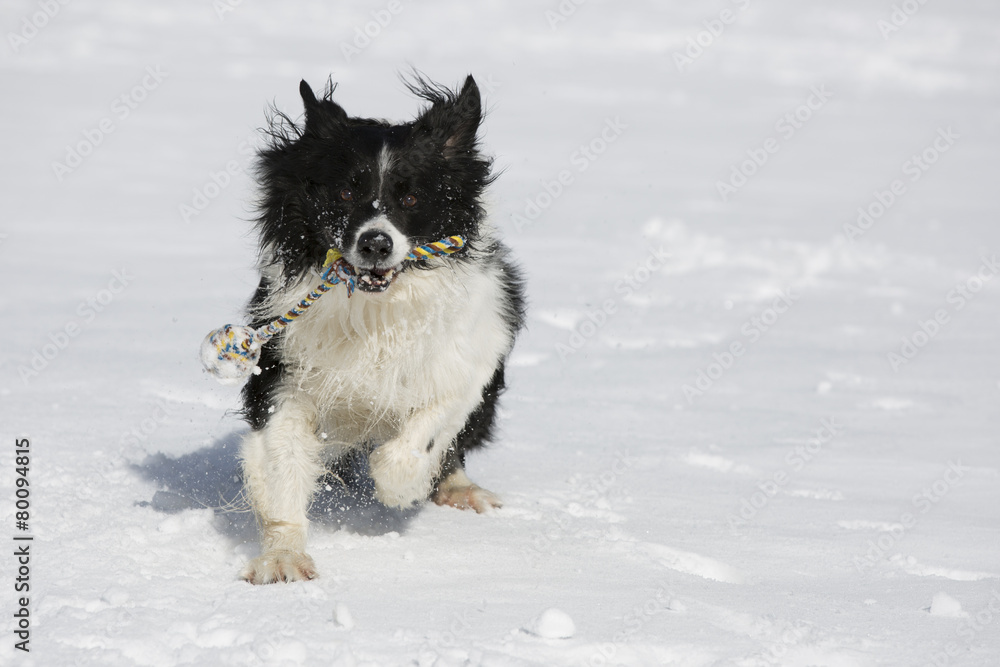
(339, 188, 353, 202)
(401, 194, 418, 208)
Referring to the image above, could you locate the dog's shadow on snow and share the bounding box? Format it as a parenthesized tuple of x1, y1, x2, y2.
(133, 430, 419, 544)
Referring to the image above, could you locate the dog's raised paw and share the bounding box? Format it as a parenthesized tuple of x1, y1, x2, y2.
(433, 483, 502, 514)
(242, 550, 318, 585)
(369, 443, 434, 509)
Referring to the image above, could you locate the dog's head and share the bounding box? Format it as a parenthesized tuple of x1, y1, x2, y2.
(254, 74, 492, 292)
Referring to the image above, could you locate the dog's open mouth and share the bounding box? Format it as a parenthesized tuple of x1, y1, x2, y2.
(354, 264, 402, 293)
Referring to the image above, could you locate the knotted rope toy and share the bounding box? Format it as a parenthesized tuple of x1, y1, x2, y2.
(200, 235, 466, 383)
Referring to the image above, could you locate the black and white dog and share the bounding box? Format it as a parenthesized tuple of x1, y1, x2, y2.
(237, 75, 524, 584)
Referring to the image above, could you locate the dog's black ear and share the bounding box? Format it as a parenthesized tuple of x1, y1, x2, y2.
(299, 79, 319, 109)
(444, 76, 482, 158)
(412, 75, 482, 160)
(300, 78, 348, 134)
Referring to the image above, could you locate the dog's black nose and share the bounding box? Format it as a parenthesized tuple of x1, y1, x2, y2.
(356, 230, 393, 263)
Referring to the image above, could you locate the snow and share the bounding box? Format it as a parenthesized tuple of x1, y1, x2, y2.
(929, 592, 967, 619)
(333, 603, 355, 632)
(2, 0, 1000, 665)
(523, 608, 575, 640)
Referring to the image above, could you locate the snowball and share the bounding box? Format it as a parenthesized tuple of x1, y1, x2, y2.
(333, 602, 354, 630)
(929, 592, 967, 618)
(101, 587, 129, 606)
(524, 608, 575, 639)
(667, 599, 687, 612)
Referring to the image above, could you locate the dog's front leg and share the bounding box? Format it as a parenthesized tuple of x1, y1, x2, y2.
(369, 403, 467, 509)
(239, 397, 325, 584)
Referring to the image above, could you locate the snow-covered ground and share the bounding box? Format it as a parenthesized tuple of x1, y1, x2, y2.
(2, 1, 999, 665)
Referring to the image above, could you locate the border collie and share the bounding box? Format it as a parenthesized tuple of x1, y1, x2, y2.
(236, 75, 525, 584)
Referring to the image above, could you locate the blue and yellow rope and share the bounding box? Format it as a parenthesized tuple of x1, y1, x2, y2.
(202, 235, 467, 381)
(404, 235, 465, 261)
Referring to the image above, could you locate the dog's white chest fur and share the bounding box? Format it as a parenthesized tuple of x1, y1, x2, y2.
(268, 259, 512, 447)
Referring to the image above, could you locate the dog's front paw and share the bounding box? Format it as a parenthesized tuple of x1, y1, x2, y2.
(433, 482, 503, 513)
(242, 550, 317, 585)
(369, 444, 434, 509)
